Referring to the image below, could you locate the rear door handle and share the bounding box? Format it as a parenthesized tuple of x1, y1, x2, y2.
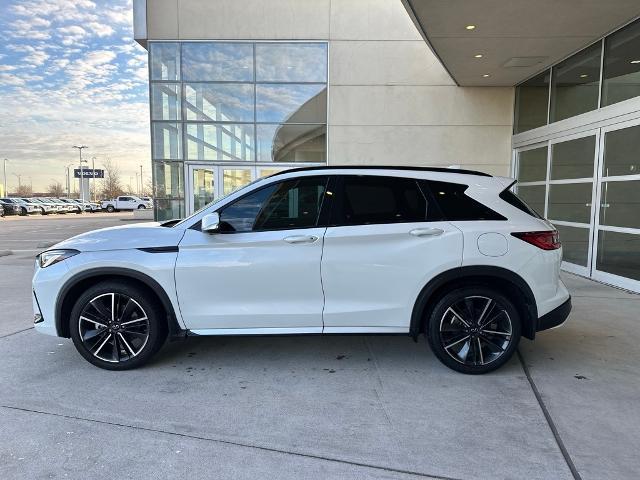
(283, 235, 319, 244)
(409, 227, 444, 237)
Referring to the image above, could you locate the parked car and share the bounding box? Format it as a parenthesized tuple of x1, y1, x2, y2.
(35, 198, 66, 214)
(0, 199, 21, 216)
(58, 198, 84, 214)
(32, 166, 571, 373)
(45, 198, 75, 214)
(1, 198, 39, 215)
(0, 203, 4, 217)
(20, 198, 56, 215)
(101, 195, 152, 212)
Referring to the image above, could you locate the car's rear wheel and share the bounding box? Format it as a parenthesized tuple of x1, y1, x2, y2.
(106, 205, 115, 213)
(69, 281, 167, 370)
(137, 204, 146, 209)
(426, 286, 521, 374)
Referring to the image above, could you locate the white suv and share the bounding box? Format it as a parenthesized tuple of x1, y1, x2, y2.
(32, 167, 571, 374)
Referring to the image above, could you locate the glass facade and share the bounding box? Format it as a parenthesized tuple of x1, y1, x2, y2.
(148, 41, 328, 220)
(514, 18, 640, 134)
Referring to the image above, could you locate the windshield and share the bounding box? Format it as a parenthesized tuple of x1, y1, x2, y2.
(172, 177, 265, 228)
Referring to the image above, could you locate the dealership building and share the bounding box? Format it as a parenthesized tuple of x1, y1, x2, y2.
(133, 0, 640, 292)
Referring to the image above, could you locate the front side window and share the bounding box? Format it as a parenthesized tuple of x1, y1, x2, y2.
(219, 176, 328, 232)
(332, 176, 431, 226)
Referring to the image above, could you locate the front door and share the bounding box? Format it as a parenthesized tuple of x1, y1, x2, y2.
(175, 175, 331, 333)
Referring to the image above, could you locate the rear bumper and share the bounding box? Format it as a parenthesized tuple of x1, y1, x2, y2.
(537, 297, 571, 332)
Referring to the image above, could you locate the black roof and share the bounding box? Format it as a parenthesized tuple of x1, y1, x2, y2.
(269, 165, 492, 178)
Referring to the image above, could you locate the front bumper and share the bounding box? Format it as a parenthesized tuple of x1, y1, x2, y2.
(537, 297, 571, 332)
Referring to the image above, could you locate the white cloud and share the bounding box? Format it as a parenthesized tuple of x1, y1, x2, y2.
(87, 21, 115, 37)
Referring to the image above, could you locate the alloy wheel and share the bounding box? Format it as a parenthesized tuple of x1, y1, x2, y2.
(78, 293, 150, 363)
(439, 295, 513, 367)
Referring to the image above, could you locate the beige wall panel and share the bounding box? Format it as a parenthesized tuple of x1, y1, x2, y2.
(328, 125, 512, 175)
(175, 0, 330, 39)
(329, 85, 514, 126)
(330, 41, 454, 86)
(330, 0, 422, 40)
(147, 0, 178, 39)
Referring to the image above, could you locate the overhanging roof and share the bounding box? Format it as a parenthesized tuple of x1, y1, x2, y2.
(402, 0, 640, 86)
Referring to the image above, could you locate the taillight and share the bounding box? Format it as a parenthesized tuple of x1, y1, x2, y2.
(511, 230, 561, 250)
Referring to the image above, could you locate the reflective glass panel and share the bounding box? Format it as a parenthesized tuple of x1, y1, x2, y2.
(151, 84, 181, 121)
(550, 42, 602, 122)
(258, 168, 285, 178)
(256, 84, 326, 123)
(554, 224, 590, 266)
(184, 83, 254, 122)
(597, 230, 640, 281)
(548, 183, 593, 224)
(256, 43, 327, 82)
(517, 147, 547, 182)
(514, 71, 550, 133)
(182, 43, 253, 81)
(152, 123, 182, 160)
(515, 185, 546, 216)
(192, 168, 215, 211)
(602, 19, 640, 106)
(185, 124, 255, 162)
(150, 43, 180, 81)
(256, 124, 326, 163)
(602, 124, 640, 176)
(599, 180, 640, 229)
(223, 169, 253, 195)
(550, 135, 595, 180)
(153, 161, 184, 221)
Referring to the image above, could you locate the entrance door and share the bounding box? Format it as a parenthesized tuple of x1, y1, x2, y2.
(186, 164, 256, 215)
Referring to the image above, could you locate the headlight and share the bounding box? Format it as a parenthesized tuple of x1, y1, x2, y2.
(37, 249, 79, 268)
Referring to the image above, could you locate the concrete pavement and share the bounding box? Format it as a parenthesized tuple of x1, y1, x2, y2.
(0, 215, 638, 479)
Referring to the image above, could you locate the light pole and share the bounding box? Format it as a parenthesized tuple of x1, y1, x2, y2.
(28, 176, 33, 196)
(140, 164, 143, 196)
(13, 173, 21, 194)
(65, 163, 73, 197)
(91, 156, 96, 202)
(2, 158, 7, 197)
(72, 145, 88, 201)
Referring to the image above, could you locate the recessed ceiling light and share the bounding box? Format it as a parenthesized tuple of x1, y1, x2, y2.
(631, 59, 640, 64)
(465, 25, 476, 30)
(474, 54, 483, 58)
(580, 74, 588, 78)
(482, 74, 490, 78)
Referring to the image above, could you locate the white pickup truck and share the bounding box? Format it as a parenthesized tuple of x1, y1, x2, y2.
(101, 195, 152, 213)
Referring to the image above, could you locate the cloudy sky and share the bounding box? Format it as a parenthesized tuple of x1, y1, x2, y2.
(0, 0, 150, 194)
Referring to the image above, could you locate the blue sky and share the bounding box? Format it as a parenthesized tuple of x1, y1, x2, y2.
(0, 0, 150, 193)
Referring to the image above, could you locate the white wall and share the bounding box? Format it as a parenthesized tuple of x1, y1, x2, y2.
(142, 0, 515, 176)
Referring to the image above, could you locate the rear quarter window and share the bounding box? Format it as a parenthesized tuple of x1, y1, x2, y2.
(421, 180, 505, 221)
(499, 189, 543, 219)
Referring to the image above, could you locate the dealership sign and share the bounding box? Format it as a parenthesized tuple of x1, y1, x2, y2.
(74, 169, 104, 178)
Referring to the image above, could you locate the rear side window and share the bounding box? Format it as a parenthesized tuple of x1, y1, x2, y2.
(332, 175, 436, 226)
(422, 180, 505, 221)
(499, 188, 543, 219)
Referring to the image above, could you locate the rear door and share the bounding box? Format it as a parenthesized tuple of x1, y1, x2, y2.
(321, 174, 463, 332)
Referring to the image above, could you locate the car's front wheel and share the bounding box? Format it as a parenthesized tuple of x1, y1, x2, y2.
(426, 287, 521, 374)
(70, 281, 167, 370)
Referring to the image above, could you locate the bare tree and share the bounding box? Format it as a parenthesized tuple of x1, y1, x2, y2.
(143, 177, 154, 198)
(15, 184, 32, 197)
(99, 159, 124, 199)
(48, 182, 64, 197)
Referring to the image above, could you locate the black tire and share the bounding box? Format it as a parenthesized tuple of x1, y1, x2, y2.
(426, 286, 521, 374)
(106, 205, 115, 213)
(137, 204, 146, 209)
(69, 281, 167, 370)
(40, 207, 46, 215)
(20, 207, 27, 216)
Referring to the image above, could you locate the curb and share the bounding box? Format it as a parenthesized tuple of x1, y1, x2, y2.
(0, 250, 12, 257)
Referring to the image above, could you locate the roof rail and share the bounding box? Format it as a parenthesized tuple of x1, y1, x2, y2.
(268, 165, 492, 178)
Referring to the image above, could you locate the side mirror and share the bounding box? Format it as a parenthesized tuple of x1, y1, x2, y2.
(201, 212, 221, 234)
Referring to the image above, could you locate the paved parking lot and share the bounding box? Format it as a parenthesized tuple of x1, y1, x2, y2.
(1, 215, 638, 479)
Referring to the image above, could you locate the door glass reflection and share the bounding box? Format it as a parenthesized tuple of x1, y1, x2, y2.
(193, 168, 215, 211)
(223, 169, 253, 196)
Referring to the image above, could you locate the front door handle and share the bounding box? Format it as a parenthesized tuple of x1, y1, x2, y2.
(409, 227, 444, 237)
(283, 235, 319, 244)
